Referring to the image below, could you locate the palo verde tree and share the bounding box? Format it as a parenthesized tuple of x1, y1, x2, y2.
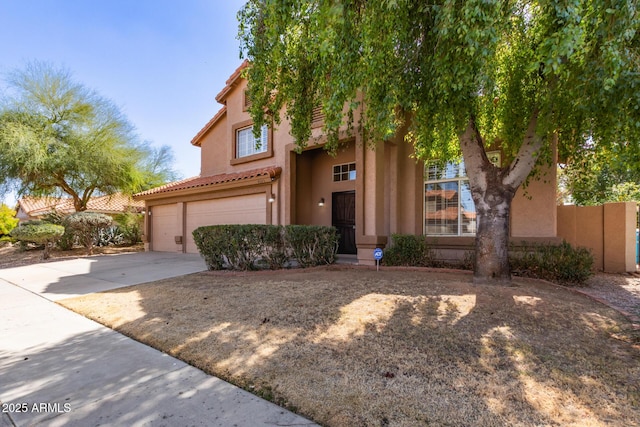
(239, 0, 640, 284)
(0, 62, 178, 211)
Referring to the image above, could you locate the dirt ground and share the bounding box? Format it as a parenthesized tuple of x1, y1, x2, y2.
(59, 267, 640, 427)
(0, 242, 144, 269)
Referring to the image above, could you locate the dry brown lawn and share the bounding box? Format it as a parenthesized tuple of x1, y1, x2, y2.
(58, 267, 640, 427)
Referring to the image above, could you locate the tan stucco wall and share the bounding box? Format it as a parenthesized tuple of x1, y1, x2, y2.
(557, 204, 604, 270)
(390, 139, 424, 236)
(199, 79, 296, 178)
(200, 114, 230, 176)
(604, 202, 637, 273)
(557, 202, 637, 273)
(511, 164, 557, 238)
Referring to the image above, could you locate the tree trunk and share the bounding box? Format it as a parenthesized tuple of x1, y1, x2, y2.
(473, 189, 515, 284)
(460, 112, 543, 285)
(42, 241, 51, 260)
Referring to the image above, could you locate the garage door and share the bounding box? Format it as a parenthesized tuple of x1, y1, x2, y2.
(185, 194, 266, 253)
(151, 204, 179, 252)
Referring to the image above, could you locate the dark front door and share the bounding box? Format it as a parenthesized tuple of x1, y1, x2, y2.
(332, 191, 356, 254)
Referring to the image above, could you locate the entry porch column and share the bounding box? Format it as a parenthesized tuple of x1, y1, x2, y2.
(355, 139, 387, 265)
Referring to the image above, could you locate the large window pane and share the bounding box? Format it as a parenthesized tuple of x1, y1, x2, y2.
(426, 160, 465, 181)
(460, 181, 476, 234)
(236, 125, 267, 158)
(425, 182, 459, 235)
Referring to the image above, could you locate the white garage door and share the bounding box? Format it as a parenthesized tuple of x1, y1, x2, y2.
(151, 204, 179, 252)
(185, 194, 266, 253)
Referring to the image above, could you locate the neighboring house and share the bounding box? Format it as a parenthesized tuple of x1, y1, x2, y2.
(16, 193, 144, 223)
(134, 61, 561, 265)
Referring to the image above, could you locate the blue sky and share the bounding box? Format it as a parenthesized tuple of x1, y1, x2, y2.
(0, 0, 247, 204)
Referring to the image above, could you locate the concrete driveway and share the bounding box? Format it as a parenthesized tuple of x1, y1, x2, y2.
(0, 252, 317, 427)
(0, 251, 207, 301)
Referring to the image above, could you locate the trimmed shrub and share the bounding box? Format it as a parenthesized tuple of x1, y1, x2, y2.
(259, 225, 289, 269)
(64, 212, 113, 255)
(284, 225, 339, 268)
(221, 224, 270, 270)
(192, 226, 226, 270)
(57, 228, 77, 251)
(192, 224, 338, 270)
(10, 221, 64, 259)
(114, 212, 144, 245)
(193, 224, 283, 271)
(381, 234, 593, 286)
(42, 211, 75, 250)
(510, 240, 594, 285)
(382, 234, 437, 267)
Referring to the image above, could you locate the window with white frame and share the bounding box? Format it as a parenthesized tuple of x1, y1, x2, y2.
(236, 124, 268, 158)
(424, 153, 500, 236)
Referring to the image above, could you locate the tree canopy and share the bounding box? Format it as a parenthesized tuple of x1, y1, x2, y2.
(0, 62, 179, 211)
(560, 139, 640, 205)
(240, 1, 639, 157)
(239, 0, 639, 283)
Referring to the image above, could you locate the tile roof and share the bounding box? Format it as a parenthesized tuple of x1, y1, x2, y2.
(425, 189, 459, 200)
(18, 197, 66, 216)
(191, 61, 250, 147)
(85, 193, 145, 213)
(18, 193, 144, 217)
(215, 60, 249, 103)
(134, 166, 282, 198)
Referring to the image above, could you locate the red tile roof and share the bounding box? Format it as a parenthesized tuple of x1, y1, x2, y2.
(84, 194, 144, 213)
(425, 189, 458, 200)
(190, 61, 252, 147)
(18, 193, 144, 217)
(134, 166, 282, 198)
(215, 60, 249, 103)
(18, 197, 66, 216)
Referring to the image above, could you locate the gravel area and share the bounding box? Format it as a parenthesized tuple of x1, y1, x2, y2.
(580, 272, 640, 322)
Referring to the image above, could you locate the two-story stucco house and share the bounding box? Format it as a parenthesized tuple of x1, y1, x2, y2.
(134, 61, 559, 265)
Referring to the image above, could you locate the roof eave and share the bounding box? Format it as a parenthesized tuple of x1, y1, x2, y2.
(214, 60, 249, 103)
(191, 106, 227, 147)
(133, 174, 276, 202)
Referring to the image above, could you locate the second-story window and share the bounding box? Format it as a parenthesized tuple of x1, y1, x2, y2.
(236, 124, 268, 158)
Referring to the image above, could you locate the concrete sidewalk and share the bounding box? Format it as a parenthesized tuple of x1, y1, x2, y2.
(0, 252, 317, 426)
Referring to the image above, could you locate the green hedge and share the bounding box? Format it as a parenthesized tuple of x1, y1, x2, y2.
(192, 224, 339, 270)
(10, 220, 65, 259)
(285, 225, 339, 268)
(509, 241, 594, 285)
(382, 234, 594, 285)
(382, 234, 438, 267)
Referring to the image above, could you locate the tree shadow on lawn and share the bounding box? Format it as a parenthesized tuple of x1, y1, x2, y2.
(60, 267, 640, 427)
